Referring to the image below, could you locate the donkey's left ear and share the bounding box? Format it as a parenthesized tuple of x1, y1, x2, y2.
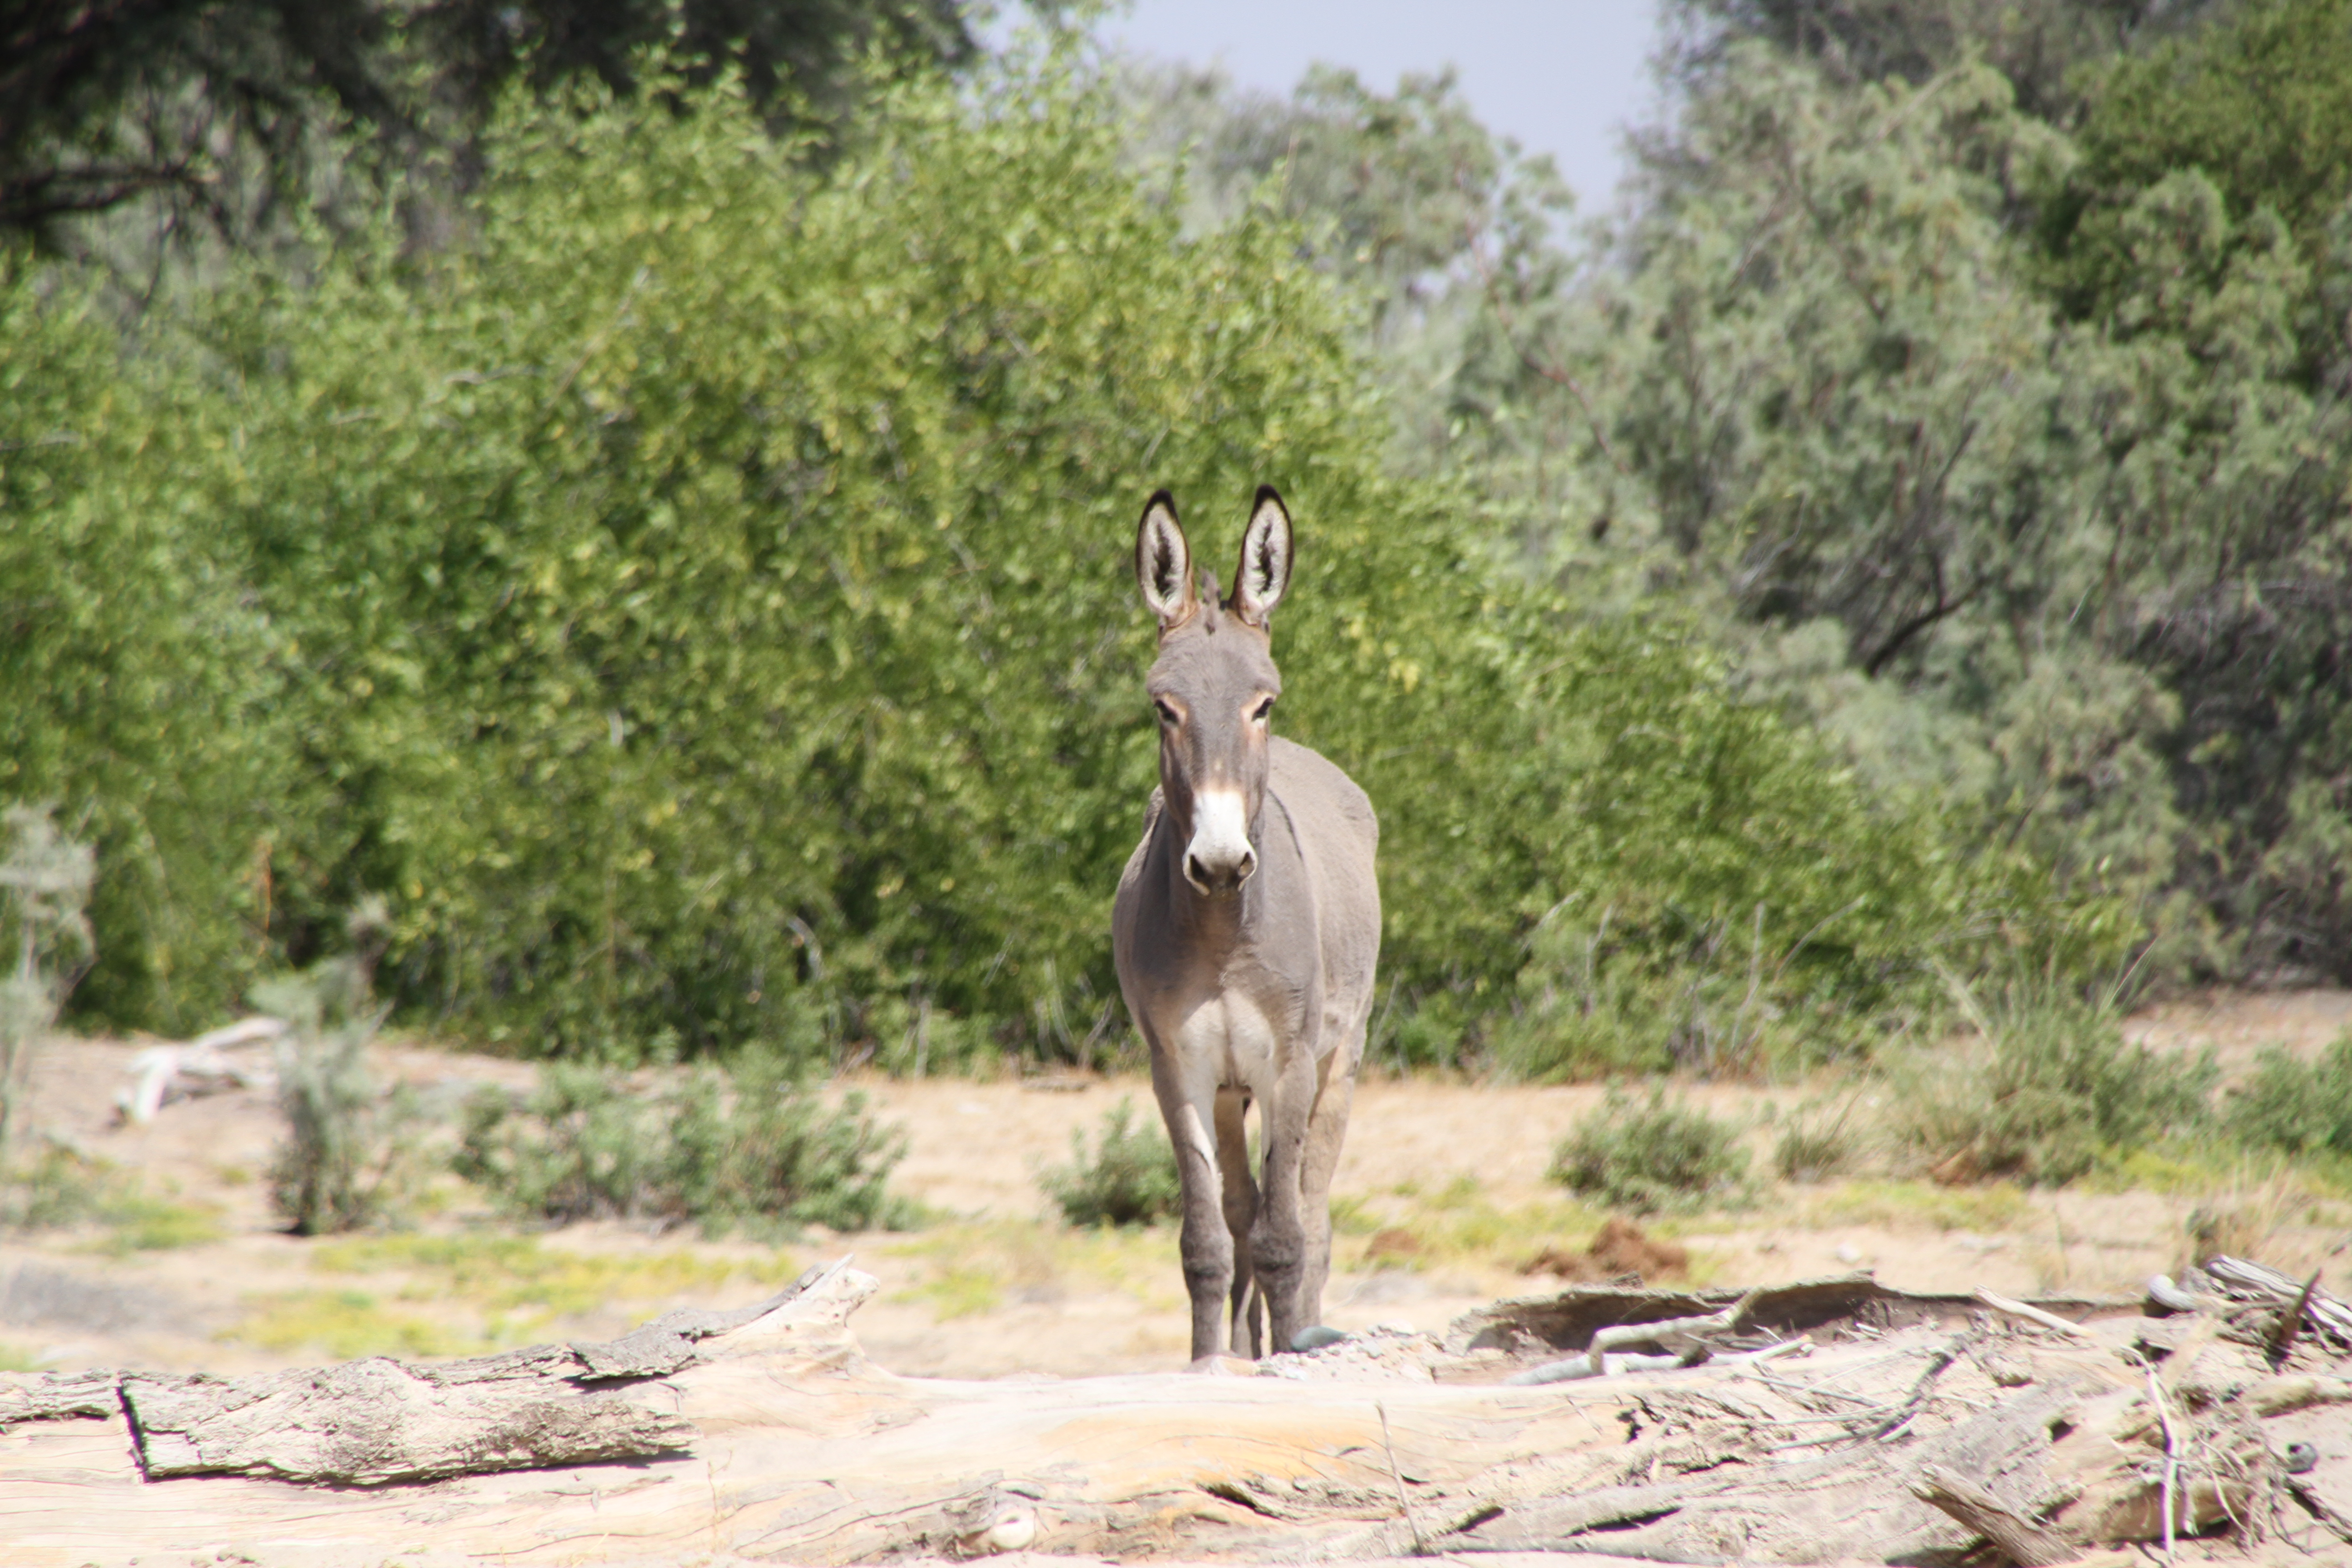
(1230, 485, 1294, 627)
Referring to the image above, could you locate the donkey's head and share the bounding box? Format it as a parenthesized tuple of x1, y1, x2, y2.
(1133, 486, 1295, 897)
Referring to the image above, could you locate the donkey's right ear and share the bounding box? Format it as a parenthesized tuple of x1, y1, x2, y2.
(1135, 491, 1198, 630)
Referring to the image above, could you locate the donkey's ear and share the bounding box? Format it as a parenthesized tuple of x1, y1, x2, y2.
(1230, 485, 1294, 627)
(1135, 491, 1198, 630)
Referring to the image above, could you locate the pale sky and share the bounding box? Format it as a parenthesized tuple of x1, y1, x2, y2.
(1091, 1, 1667, 213)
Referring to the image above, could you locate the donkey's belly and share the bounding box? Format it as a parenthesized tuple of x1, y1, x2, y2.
(1165, 987, 1285, 1098)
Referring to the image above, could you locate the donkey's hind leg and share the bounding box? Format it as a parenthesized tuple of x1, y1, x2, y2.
(1215, 1088, 1261, 1357)
(1295, 1048, 1360, 1340)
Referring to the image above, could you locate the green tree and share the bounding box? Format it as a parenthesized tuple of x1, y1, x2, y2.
(1666, 0, 2229, 119)
(2, 0, 971, 265)
(0, 254, 295, 1027)
(2037, 0, 2352, 335)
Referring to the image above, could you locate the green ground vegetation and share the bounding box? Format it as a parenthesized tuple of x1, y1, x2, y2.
(1038, 1098, 1182, 1228)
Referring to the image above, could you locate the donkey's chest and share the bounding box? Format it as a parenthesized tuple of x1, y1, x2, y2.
(1155, 970, 1314, 1091)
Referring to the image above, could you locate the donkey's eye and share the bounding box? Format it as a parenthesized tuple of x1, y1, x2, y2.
(1154, 700, 1181, 726)
(1252, 697, 1276, 722)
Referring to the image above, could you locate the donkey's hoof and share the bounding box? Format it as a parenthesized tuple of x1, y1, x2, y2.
(1289, 1324, 1347, 1353)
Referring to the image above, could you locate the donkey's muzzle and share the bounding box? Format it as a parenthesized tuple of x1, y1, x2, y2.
(1184, 787, 1257, 897)
(1185, 845, 1258, 896)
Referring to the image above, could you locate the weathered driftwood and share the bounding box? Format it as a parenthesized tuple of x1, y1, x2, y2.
(0, 1367, 120, 1425)
(117, 1281, 806, 1482)
(1911, 1463, 2078, 1566)
(5, 1260, 2348, 1567)
(1444, 1272, 2125, 1357)
(123, 1356, 695, 1484)
(2205, 1253, 2352, 1346)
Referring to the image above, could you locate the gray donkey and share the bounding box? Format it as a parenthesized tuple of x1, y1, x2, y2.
(1112, 486, 1381, 1361)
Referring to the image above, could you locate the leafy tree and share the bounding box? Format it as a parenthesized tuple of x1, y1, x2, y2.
(1665, 0, 2227, 119)
(1, 0, 971, 258)
(0, 253, 296, 1027)
(2037, 0, 2352, 334)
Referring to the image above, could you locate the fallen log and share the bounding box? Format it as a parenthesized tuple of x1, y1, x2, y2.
(4, 1261, 2344, 1567)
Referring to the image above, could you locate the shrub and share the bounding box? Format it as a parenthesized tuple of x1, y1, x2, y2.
(1772, 1097, 1862, 1184)
(1548, 1088, 1749, 1214)
(1885, 978, 2218, 1186)
(1, 1141, 111, 1229)
(2, 1141, 223, 1248)
(261, 906, 425, 1236)
(2224, 1034, 2352, 1157)
(454, 1059, 912, 1233)
(0, 805, 94, 1166)
(1038, 1098, 1181, 1228)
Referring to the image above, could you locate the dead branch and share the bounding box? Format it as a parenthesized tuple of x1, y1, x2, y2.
(1911, 1463, 2080, 1566)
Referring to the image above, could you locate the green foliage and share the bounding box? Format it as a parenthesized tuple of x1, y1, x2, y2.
(1, 1142, 113, 1229)
(2224, 1034, 2352, 1157)
(1547, 1087, 1750, 1213)
(0, 265, 292, 1032)
(5, 0, 972, 263)
(5, 42, 2126, 1073)
(1354, 33, 2349, 996)
(1664, 0, 2230, 118)
(454, 1059, 911, 1231)
(1885, 976, 2220, 1186)
(1037, 1097, 1181, 1228)
(2040, 0, 2352, 328)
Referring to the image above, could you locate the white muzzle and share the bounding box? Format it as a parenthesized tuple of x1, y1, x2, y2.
(1183, 787, 1257, 896)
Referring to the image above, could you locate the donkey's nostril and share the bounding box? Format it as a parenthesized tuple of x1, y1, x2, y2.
(1235, 848, 1257, 883)
(1186, 853, 1212, 890)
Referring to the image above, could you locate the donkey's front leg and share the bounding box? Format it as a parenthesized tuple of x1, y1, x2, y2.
(1152, 1061, 1233, 1362)
(1249, 1049, 1318, 1353)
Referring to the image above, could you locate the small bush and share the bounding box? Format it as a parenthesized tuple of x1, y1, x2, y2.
(1886, 978, 2217, 1186)
(1772, 1097, 1862, 1183)
(1038, 1098, 1181, 1228)
(1, 1141, 112, 1229)
(260, 904, 424, 1235)
(454, 1058, 912, 1233)
(2225, 1035, 2352, 1157)
(1, 1141, 223, 1248)
(0, 805, 95, 1165)
(1548, 1087, 1749, 1214)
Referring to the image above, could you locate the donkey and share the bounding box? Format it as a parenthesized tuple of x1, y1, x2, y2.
(1112, 486, 1381, 1362)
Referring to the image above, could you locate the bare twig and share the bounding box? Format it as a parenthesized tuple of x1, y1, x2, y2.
(1857, 1333, 1969, 1442)
(1972, 1288, 2095, 1343)
(1376, 1401, 1426, 1555)
(2268, 1270, 2321, 1364)
(2145, 1362, 2179, 1567)
(1452, 166, 1627, 476)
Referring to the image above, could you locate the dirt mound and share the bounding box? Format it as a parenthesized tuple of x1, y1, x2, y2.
(1521, 1216, 1690, 1284)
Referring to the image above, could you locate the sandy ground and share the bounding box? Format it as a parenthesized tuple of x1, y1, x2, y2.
(4, 990, 2349, 1382)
